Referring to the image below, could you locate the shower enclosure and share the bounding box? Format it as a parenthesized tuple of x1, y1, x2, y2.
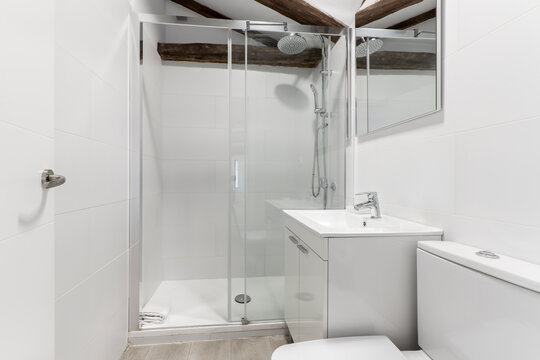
(130, 14, 348, 332)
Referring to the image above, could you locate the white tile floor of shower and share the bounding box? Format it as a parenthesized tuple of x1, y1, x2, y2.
(141, 276, 284, 329)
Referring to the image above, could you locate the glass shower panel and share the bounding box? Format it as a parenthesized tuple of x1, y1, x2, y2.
(243, 29, 347, 322)
(228, 29, 248, 323)
(139, 22, 233, 329)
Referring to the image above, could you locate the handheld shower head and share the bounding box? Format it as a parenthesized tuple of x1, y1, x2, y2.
(310, 84, 319, 110)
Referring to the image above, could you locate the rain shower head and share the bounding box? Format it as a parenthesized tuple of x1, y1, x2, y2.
(277, 33, 307, 55)
(355, 37, 384, 58)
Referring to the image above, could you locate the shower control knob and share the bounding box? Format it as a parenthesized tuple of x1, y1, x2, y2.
(330, 182, 337, 191)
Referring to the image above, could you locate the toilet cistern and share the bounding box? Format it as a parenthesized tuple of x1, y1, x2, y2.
(354, 192, 381, 218)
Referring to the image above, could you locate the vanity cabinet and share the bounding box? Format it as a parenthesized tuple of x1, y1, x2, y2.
(285, 228, 327, 342)
(283, 211, 443, 350)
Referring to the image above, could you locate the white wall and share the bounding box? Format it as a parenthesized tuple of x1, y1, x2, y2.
(54, 0, 144, 358)
(355, 1, 540, 265)
(0, 1, 55, 359)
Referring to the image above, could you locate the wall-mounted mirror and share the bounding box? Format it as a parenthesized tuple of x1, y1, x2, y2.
(355, 0, 441, 135)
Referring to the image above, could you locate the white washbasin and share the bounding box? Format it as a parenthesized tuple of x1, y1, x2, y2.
(283, 209, 443, 237)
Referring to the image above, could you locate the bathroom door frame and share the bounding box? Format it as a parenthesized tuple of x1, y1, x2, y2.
(129, 13, 348, 332)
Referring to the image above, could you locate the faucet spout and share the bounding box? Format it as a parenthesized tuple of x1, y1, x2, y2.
(353, 192, 381, 219)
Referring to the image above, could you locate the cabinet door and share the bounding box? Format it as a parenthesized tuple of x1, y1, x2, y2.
(284, 230, 300, 341)
(298, 240, 327, 342)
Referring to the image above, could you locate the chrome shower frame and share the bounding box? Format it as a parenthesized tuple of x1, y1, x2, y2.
(130, 13, 349, 338)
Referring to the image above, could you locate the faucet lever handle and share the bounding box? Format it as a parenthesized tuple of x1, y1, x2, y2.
(355, 191, 378, 201)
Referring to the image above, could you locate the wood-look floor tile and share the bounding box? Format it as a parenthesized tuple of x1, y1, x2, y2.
(230, 337, 271, 360)
(188, 339, 231, 360)
(121, 346, 151, 360)
(267, 335, 291, 355)
(147, 343, 191, 360)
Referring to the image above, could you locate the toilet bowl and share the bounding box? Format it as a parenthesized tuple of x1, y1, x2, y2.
(272, 241, 540, 360)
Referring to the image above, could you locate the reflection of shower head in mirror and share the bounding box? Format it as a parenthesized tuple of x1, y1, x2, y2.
(355, 37, 384, 58)
(277, 33, 308, 55)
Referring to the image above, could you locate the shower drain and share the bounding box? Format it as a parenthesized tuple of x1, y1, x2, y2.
(234, 294, 252, 304)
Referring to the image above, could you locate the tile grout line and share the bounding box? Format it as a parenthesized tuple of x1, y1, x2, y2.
(186, 341, 193, 360)
(0, 220, 54, 245)
(55, 198, 128, 216)
(143, 345, 153, 360)
(0, 118, 55, 141)
(55, 249, 129, 302)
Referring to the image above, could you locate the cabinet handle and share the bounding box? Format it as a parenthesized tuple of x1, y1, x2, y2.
(289, 235, 299, 245)
(297, 244, 309, 254)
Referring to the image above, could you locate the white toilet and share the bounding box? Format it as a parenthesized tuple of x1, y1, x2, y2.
(273, 241, 540, 360)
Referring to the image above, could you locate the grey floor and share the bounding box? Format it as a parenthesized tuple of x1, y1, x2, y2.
(122, 335, 290, 360)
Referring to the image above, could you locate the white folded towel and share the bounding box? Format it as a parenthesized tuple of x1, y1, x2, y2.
(139, 304, 170, 326)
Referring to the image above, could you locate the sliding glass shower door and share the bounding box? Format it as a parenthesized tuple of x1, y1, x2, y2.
(228, 30, 248, 323)
(235, 26, 348, 323)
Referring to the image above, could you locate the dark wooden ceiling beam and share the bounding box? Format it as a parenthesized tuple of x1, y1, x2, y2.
(158, 43, 322, 68)
(158, 42, 434, 71)
(356, 0, 423, 27)
(356, 51, 436, 70)
(388, 8, 436, 30)
(254, 0, 345, 27)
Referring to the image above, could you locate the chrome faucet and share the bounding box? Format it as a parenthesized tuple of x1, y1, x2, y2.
(354, 192, 381, 219)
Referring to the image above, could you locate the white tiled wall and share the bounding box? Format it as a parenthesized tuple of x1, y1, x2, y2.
(53, 0, 141, 357)
(160, 64, 231, 281)
(0, 1, 55, 359)
(355, 1, 540, 265)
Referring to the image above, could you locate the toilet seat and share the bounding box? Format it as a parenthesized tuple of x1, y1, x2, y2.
(271, 336, 407, 360)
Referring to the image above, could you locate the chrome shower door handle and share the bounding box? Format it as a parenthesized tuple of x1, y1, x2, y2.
(233, 160, 239, 189)
(41, 169, 66, 189)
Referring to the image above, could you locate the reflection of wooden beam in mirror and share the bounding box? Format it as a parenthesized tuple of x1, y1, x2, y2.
(254, 0, 345, 27)
(169, 0, 277, 48)
(157, 43, 322, 68)
(356, 51, 436, 70)
(388, 9, 436, 30)
(356, 0, 423, 27)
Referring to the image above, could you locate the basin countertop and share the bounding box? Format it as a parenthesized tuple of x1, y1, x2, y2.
(284, 209, 443, 238)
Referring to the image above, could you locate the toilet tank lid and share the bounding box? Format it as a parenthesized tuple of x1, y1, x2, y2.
(418, 241, 540, 293)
